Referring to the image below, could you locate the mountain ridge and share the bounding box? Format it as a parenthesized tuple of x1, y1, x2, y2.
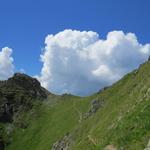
(0, 61, 150, 150)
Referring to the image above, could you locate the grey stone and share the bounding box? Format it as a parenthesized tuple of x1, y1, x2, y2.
(51, 133, 71, 150)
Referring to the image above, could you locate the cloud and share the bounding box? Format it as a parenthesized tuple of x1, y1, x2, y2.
(0, 47, 14, 80)
(37, 29, 150, 96)
(19, 68, 26, 74)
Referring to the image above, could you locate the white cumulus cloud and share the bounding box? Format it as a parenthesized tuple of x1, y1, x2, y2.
(0, 47, 14, 80)
(37, 29, 150, 96)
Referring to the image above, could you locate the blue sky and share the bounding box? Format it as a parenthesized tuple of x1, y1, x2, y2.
(0, 0, 150, 95)
(0, 0, 150, 75)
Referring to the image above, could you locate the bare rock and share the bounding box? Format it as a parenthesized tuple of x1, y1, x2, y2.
(83, 98, 104, 119)
(52, 133, 71, 150)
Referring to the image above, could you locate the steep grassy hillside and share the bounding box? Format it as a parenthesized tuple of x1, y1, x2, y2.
(70, 61, 150, 150)
(6, 94, 95, 150)
(2, 61, 150, 150)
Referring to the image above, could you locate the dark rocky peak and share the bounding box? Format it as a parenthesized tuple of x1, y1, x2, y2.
(8, 73, 41, 90)
(0, 73, 49, 99)
(0, 73, 50, 123)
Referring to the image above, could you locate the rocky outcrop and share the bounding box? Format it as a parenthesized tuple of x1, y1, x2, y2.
(0, 73, 49, 99)
(52, 133, 72, 150)
(83, 98, 104, 119)
(0, 73, 49, 123)
(89, 98, 104, 113)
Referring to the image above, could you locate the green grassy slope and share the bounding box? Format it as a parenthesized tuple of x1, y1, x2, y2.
(71, 62, 150, 150)
(6, 61, 150, 150)
(6, 94, 94, 150)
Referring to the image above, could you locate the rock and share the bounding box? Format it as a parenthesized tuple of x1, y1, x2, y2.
(0, 73, 49, 123)
(90, 98, 104, 113)
(83, 98, 104, 119)
(52, 133, 71, 150)
(6, 73, 49, 99)
(0, 103, 13, 123)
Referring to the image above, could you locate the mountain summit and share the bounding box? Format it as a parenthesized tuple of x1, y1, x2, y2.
(0, 73, 49, 99)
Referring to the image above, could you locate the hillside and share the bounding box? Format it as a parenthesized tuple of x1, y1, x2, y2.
(0, 61, 150, 150)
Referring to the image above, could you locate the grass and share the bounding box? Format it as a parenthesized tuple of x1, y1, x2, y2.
(6, 62, 150, 150)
